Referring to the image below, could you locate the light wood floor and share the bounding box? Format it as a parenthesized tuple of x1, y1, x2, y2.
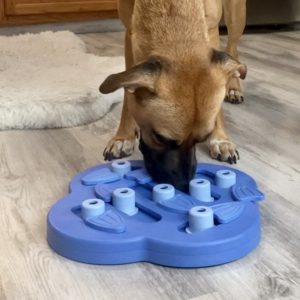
(0, 30, 300, 300)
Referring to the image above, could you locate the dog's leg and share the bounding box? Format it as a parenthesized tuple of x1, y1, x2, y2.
(103, 1, 138, 160)
(208, 110, 239, 164)
(204, 0, 239, 163)
(223, 0, 246, 104)
(204, 0, 222, 49)
(103, 29, 138, 161)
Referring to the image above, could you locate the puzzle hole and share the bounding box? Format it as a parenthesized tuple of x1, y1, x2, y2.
(131, 166, 143, 171)
(195, 171, 214, 181)
(89, 201, 99, 205)
(133, 205, 162, 223)
(196, 180, 205, 184)
(160, 186, 169, 190)
(211, 193, 221, 200)
(197, 208, 206, 213)
(222, 171, 230, 175)
(177, 222, 189, 232)
(71, 205, 81, 217)
(120, 189, 129, 194)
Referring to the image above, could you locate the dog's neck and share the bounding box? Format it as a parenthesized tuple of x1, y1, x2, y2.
(132, 0, 210, 62)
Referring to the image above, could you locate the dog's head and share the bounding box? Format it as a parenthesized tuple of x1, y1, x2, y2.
(100, 50, 247, 191)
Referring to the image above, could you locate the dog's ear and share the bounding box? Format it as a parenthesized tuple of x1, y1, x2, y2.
(99, 57, 163, 94)
(211, 49, 247, 80)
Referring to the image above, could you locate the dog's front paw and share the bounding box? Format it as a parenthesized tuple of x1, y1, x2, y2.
(103, 137, 136, 161)
(225, 77, 244, 104)
(209, 139, 239, 164)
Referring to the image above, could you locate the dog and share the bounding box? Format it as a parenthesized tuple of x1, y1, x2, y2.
(99, 0, 247, 191)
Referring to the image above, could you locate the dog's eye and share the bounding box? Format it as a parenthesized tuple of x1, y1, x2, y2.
(153, 131, 179, 148)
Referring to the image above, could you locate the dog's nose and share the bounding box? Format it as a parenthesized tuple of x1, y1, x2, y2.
(139, 137, 197, 192)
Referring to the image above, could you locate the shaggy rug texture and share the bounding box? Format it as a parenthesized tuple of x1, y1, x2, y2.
(0, 31, 124, 130)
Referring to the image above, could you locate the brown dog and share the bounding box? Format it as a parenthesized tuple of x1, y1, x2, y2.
(100, 0, 247, 191)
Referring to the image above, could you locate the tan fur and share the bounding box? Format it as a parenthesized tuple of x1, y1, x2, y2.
(100, 0, 247, 163)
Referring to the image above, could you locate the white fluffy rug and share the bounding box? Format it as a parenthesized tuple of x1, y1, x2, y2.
(0, 31, 124, 130)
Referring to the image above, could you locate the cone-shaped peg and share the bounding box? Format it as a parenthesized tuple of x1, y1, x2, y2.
(186, 206, 214, 233)
(112, 188, 138, 216)
(111, 160, 132, 177)
(153, 184, 175, 202)
(215, 170, 236, 188)
(189, 179, 214, 202)
(81, 199, 105, 220)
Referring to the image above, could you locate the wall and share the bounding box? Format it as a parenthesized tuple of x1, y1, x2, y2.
(247, 0, 300, 25)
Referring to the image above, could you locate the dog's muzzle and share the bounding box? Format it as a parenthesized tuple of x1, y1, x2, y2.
(139, 137, 197, 192)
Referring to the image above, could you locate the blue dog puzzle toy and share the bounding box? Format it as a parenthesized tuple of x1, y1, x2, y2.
(47, 160, 265, 268)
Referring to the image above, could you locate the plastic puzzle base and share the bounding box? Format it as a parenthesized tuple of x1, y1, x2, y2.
(47, 160, 265, 268)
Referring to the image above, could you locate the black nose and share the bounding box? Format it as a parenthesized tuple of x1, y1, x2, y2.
(139, 137, 196, 192)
